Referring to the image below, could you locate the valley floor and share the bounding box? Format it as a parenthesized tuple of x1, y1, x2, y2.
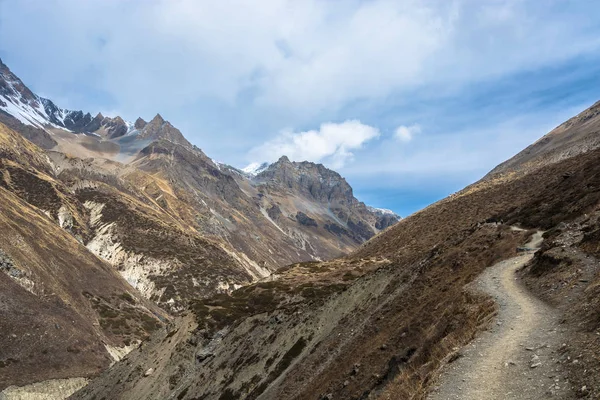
(429, 232, 574, 399)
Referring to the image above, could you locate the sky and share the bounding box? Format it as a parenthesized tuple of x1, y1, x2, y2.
(1, 0, 600, 217)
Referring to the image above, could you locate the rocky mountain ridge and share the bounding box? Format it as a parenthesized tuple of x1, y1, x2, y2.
(1, 55, 600, 399)
(485, 100, 600, 180)
(0, 58, 399, 269)
(73, 99, 600, 400)
(0, 58, 401, 394)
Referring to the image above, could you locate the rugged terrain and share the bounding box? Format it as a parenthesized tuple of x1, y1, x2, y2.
(0, 122, 167, 391)
(72, 100, 600, 399)
(2, 56, 600, 399)
(485, 100, 600, 180)
(0, 56, 399, 273)
(0, 56, 400, 313)
(0, 57, 400, 394)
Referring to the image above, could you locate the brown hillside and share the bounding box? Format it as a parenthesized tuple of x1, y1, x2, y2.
(0, 123, 166, 390)
(74, 114, 600, 399)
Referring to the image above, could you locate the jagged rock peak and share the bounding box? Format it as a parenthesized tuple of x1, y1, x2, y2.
(96, 112, 104, 120)
(134, 117, 147, 130)
(277, 155, 291, 163)
(0, 58, 10, 74)
(136, 113, 191, 147)
(151, 113, 165, 124)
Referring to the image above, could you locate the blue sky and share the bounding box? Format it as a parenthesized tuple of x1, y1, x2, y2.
(1, 0, 600, 216)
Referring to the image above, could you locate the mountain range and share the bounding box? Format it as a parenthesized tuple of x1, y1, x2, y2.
(1, 55, 600, 399)
(72, 98, 600, 400)
(0, 57, 400, 393)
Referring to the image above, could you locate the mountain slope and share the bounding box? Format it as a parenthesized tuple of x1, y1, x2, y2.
(74, 102, 600, 399)
(0, 122, 166, 390)
(251, 156, 399, 243)
(46, 149, 269, 312)
(485, 100, 600, 180)
(0, 58, 399, 271)
(0, 58, 404, 394)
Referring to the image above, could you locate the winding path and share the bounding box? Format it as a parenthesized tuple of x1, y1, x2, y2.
(429, 231, 573, 399)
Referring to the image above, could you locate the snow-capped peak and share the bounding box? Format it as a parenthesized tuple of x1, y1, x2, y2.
(242, 162, 270, 176)
(0, 64, 74, 131)
(367, 206, 399, 217)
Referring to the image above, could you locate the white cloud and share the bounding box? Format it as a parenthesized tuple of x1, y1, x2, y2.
(249, 120, 379, 168)
(394, 124, 421, 142)
(343, 102, 592, 179)
(1, 0, 598, 121)
(1, 0, 599, 199)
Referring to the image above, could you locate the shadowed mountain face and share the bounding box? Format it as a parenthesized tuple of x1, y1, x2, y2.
(253, 156, 399, 242)
(71, 100, 600, 400)
(0, 59, 401, 391)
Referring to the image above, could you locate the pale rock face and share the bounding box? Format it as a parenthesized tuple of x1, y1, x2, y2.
(0, 377, 89, 400)
(0, 248, 36, 294)
(82, 199, 263, 309)
(83, 201, 169, 301)
(84, 220, 164, 300)
(104, 341, 141, 364)
(286, 227, 318, 255)
(221, 246, 271, 281)
(57, 205, 73, 230)
(217, 281, 243, 292)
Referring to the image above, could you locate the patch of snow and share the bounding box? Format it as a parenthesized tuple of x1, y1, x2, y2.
(0, 74, 76, 132)
(1, 91, 68, 131)
(367, 206, 398, 217)
(242, 162, 270, 176)
(211, 159, 223, 170)
(1, 96, 46, 128)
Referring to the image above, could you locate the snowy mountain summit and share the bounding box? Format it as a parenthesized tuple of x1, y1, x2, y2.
(242, 162, 270, 176)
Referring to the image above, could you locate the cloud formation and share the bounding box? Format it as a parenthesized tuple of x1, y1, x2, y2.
(249, 120, 379, 168)
(1, 1, 598, 121)
(394, 124, 421, 142)
(1, 0, 599, 215)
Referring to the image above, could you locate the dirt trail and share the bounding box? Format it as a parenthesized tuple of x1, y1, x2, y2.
(429, 231, 574, 399)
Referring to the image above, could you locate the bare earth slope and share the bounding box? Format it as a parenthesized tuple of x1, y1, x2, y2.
(485, 100, 600, 180)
